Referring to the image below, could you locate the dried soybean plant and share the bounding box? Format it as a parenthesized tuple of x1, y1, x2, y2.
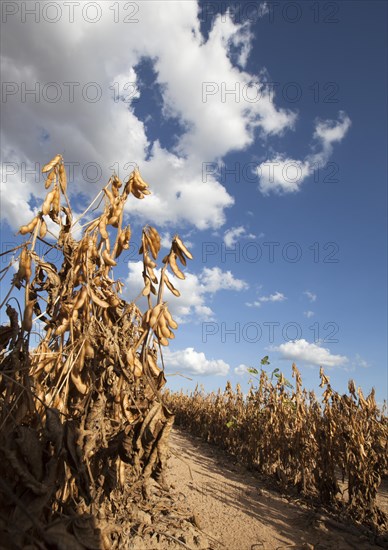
(0, 155, 199, 549)
(165, 363, 388, 533)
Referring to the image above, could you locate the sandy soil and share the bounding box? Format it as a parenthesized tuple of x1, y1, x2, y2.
(165, 427, 388, 550)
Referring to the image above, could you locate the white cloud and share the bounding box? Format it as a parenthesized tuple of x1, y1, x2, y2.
(163, 13, 296, 159)
(304, 290, 317, 303)
(227, 1, 269, 25)
(276, 339, 349, 368)
(224, 17, 254, 69)
(246, 301, 262, 308)
(303, 310, 315, 318)
(259, 291, 286, 303)
(125, 143, 234, 230)
(160, 232, 173, 249)
(224, 225, 256, 247)
(164, 347, 229, 376)
(258, 156, 311, 194)
(1, 2, 296, 231)
(200, 266, 248, 293)
(260, 3, 270, 17)
(246, 291, 286, 307)
(257, 111, 351, 194)
(234, 363, 250, 375)
(314, 111, 352, 145)
(224, 226, 245, 247)
(125, 262, 248, 321)
(353, 354, 371, 369)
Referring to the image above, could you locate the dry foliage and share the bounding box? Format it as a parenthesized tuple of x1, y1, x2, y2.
(165, 363, 388, 532)
(0, 156, 205, 549)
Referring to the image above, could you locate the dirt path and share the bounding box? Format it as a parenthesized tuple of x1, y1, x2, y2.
(166, 427, 387, 550)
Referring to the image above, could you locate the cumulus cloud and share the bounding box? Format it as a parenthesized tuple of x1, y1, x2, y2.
(304, 290, 317, 303)
(160, 232, 174, 249)
(164, 347, 229, 376)
(223, 225, 256, 247)
(1, 1, 296, 231)
(353, 354, 371, 369)
(303, 310, 315, 318)
(276, 339, 349, 368)
(125, 143, 234, 230)
(161, 13, 296, 159)
(200, 266, 248, 293)
(258, 291, 286, 303)
(257, 111, 351, 194)
(314, 111, 352, 146)
(234, 363, 250, 375)
(125, 262, 248, 321)
(246, 291, 286, 307)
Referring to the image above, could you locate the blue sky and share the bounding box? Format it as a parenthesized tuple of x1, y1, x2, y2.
(1, 1, 387, 404)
